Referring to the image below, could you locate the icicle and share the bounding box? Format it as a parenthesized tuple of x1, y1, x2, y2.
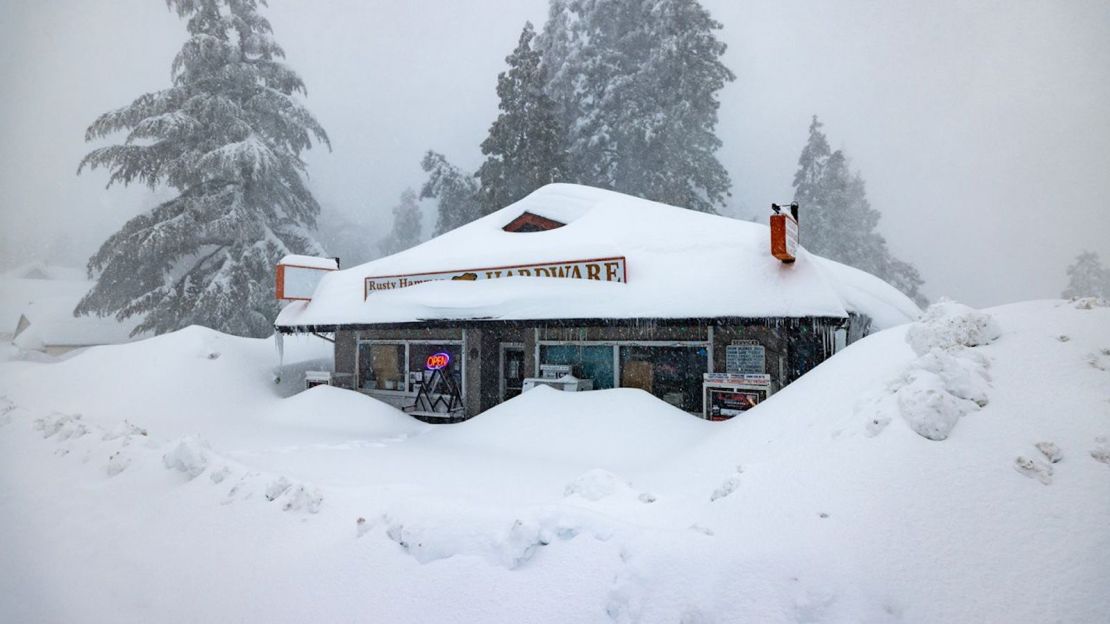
(273, 331, 285, 384)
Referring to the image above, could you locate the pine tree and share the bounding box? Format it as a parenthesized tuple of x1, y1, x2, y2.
(537, 0, 734, 212)
(315, 206, 377, 268)
(791, 116, 928, 307)
(792, 116, 833, 245)
(476, 22, 567, 215)
(1061, 251, 1110, 298)
(420, 151, 480, 235)
(75, 0, 329, 338)
(379, 188, 424, 256)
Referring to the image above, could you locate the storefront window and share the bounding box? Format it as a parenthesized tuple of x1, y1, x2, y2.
(408, 343, 463, 390)
(539, 344, 615, 389)
(357, 343, 406, 391)
(619, 346, 707, 413)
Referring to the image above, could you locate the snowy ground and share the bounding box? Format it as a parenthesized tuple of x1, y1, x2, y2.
(1, 300, 1108, 623)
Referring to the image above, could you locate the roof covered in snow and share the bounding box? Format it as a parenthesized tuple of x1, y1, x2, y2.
(276, 184, 921, 330)
(279, 255, 339, 270)
(1, 271, 145, 349)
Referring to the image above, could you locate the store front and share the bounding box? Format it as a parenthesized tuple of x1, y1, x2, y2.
(318, 317, 848, 422)
(537, 341, 710, 413)
(274, 184, 921, 423)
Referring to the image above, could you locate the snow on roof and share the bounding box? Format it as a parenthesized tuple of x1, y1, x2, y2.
(1, 274, 144, 349)
(279, 255, 339, 270)
(2, 262, 87, 282)
(277, 184, 921, 329)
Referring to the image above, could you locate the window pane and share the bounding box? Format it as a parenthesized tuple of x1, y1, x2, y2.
(357, 343, 406, 391)
(408, 343, 462, 389)
(619, 346, 708, 412)
(539, 345, 614, 389)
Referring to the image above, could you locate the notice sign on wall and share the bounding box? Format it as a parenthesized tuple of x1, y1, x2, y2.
(364, 256, 627, 298)
(726, 340, 766, 375)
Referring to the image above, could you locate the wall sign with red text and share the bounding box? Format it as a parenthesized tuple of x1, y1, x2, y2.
(363, 256, 627, 298)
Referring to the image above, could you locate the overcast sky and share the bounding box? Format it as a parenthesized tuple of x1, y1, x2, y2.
(1, 0, 1108, 307)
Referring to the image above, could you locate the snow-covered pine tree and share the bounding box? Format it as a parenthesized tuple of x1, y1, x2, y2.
(537, 0, 734, 213)
(315, 207, 377, 268)
(792, 116, 833, 248)
(791, 116, 928, 307)
(476, 22, 568, 215)
(1061, 251, 1110, 298)
(379, 188, 424, 257)
(75, 0, 329, 338)
(421, 151, 480, 235)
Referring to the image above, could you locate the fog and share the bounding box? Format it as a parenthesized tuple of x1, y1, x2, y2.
(1, 0, 1107, 307)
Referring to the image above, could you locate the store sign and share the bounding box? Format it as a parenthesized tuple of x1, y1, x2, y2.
(770, 211, 798, 263)
(275, 260, 338, 300)
(726, 341, 766, 374)
(425, 352, 451, 370)
(364, 256, 627, 298)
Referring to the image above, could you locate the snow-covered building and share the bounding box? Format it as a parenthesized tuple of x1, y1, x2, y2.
(275, 184, 919, 420)
(2, 266, 144, 356)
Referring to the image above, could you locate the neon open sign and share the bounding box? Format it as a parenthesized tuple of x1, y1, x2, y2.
(425, 352, 451, 370)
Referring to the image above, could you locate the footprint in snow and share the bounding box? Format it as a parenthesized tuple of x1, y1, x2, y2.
(1014, 456, 1053, 485)
(1035, 441, 1062, 464)
(1091, 437, 1110, 466)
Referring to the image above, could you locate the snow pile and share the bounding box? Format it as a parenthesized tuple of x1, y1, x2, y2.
(905, 299, 1001, 354)
(2, 299, 1109, 623)
(1070, 296, 1108, 310)
(162, 436, 212, 479)
(859, 301, 1000, 441)
(436, 386, 714, 471)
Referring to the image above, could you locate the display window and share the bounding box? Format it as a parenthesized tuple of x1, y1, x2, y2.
(357, 343, 406, 391)
(408, 343, 463, 389)
(539, 344, 615, 389)
(619, 346, 707, 412)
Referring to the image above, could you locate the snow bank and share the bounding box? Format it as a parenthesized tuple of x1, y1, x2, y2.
(905, 299, 1001, 355)
(875, 302, 1000, 441)
(432, 386, 715, 470)
(2, 299, 1108, 623)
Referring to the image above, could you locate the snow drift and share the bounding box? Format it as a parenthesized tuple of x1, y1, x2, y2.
(1, 299, 1108, 623)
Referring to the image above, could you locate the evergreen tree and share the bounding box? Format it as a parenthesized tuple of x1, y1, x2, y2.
(379, 188, 424, 256)
(537, 0, 734, 212)
(476, 22, 567, 215)
(75, 0, 328, 338)
(791, 116, 928, 307)
(315, 206, 377, 268)
(792, 116, 833, 244)
(420, 151, 480, 235)
(1061, 251, 1110, 298)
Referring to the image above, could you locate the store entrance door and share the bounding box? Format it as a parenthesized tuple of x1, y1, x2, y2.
(500, 344, 525, 401)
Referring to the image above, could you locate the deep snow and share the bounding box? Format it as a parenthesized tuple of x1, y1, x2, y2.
(1, 299, 1108, 623)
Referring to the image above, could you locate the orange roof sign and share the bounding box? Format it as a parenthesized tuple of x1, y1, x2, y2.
(275, 256, 339, 301)
(770, 203, 799, 263)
